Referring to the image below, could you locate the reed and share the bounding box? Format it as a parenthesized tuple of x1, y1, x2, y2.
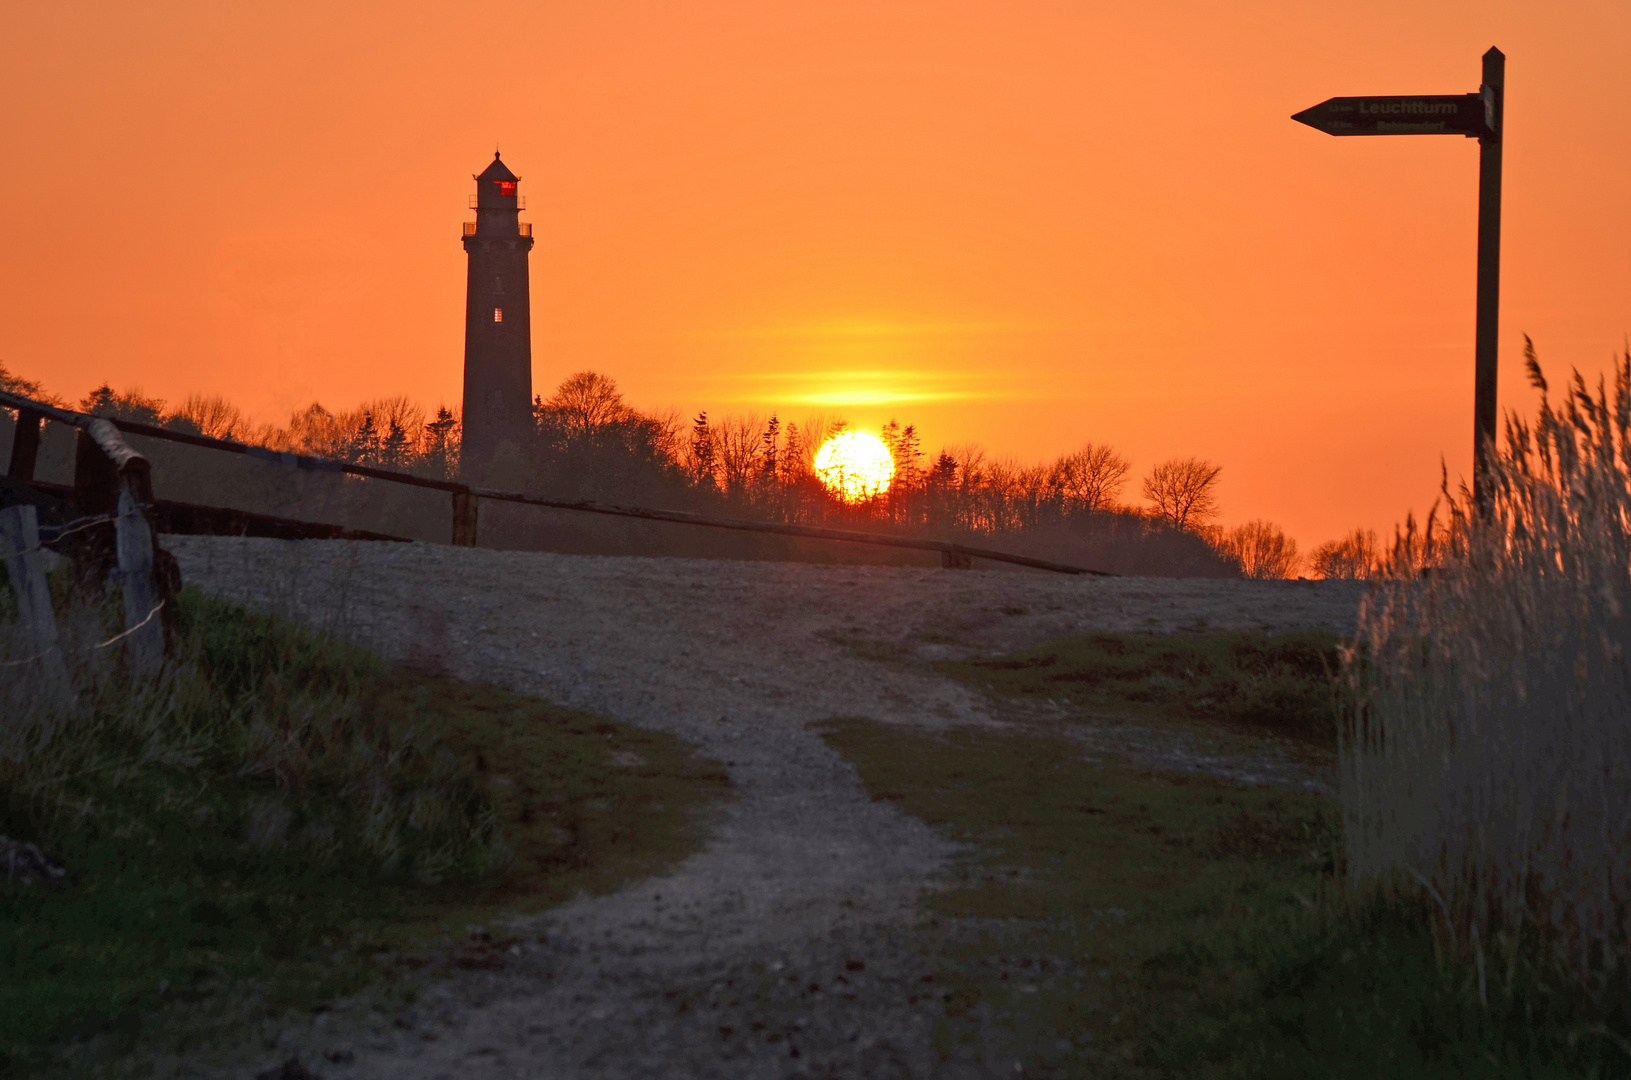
(1343, 341, 1631, 996)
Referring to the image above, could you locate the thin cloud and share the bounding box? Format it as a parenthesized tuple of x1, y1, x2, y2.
(698, 318, 1048, 342)
(690, 368, 1043, 406)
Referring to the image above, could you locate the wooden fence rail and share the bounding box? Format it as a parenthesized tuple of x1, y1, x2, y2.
(0, 388, 1111, 577)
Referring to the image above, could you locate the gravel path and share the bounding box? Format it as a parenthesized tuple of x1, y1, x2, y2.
(158, 537, 1365, 1079)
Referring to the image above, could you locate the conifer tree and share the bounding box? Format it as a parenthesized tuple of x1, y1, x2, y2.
(760, 413, 780, 481)
(882, 420, 923, 490)
(690, 411, 717, 489)
(78, 384, 166, 425)
(783, 422, 804, 476)
(350, 412, 379, 465)
(382, 418, 409, 468)
(423, 407, 459, 479)
(925, 450, 959, 527)
(881, 420, 923, 527)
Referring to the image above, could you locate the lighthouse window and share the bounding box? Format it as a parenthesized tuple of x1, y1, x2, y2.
(495, 181, 516, 197)
(493, 307, 503, 323)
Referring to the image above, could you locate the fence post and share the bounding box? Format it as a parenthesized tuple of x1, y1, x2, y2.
(7, 408, 43, 480)
(451, 489, 479, 547)
(72, 426, 121, 512)
(74, 420, 165, 673)
(113, 470, 164, 674)
(0, 503, 69, 690)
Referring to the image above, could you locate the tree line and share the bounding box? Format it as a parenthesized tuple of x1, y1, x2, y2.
(1, 362, 1387, 579)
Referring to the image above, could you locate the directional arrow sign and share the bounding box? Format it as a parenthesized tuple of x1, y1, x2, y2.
(1291, 47, 1507, 511)
(1292, 93, 1493, 138)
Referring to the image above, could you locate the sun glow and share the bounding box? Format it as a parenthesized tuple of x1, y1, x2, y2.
(813, 430, 895, 503)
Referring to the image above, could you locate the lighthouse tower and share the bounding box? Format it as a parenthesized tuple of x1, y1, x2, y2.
(460, 152, 534, 473)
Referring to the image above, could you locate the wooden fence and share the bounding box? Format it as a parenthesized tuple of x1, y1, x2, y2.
(0, 389, 1109, 637)
(1, 411, 166, 678)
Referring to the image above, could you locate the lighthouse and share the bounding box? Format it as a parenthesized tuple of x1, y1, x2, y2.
(460, 152, 534, 473)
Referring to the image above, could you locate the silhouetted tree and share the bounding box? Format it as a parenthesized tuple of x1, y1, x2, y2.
(782, 421, 805, 477)
(422, 406, 460, 479)
(167, 393, 247, 440)
(381, 418, 409, 468)
(1053, 442, 1131, 513)
(689, 411, 717, 490)
(79, 384, 166, 425)
(349, 412, 379, 465)
(924, 451, 959, 527)
(1310, 527, 1380, 579)
(760, 414, 780, 483)
(881, 419, 923, 487)
(547, 371, 632, 438)
(1220, 519, 1301, 579)
(0, 363, 54, 403)
(714, 412, 765, 501)
(1142, 457, 1222, 531)
(895, 424, 923, 488)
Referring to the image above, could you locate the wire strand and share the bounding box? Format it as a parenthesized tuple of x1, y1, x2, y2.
(0, 512, 125, 561)
(93, 601, 165, 650)
(0, 601, 164, 668)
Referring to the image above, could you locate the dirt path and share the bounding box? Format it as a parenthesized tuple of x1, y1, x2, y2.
(160, 537, 1365, 1079)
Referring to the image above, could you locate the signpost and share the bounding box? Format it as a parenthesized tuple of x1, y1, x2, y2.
(1294, 48, 1504, 510)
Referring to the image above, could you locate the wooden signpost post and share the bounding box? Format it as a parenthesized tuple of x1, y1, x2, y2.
(1294, 47, 1505, 509)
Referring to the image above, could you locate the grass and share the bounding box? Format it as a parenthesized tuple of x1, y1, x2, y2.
(937, 629, 1347, 741)
(0, 588, 731, 1072)
(817, 628, 1631, 1078)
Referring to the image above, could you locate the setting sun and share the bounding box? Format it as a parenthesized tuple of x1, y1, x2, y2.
(813, 430, 895, 504)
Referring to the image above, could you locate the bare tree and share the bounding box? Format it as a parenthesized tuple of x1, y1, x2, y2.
(358, 396, 427, 446)
(644, 406, 686, 462)
(0, 362, 56, 403)
(714, 412, 765, 498)
(1220, 519, 1301, 579)
(545, 371, 633, 439)
(1142, 456, 1222, 530)
(1053, 442, 1131, 513)
(790, 414, 847, 471)
(989, 458, 1052, 531)
(172, 393, 247, 440)
(277, 403, 354, 459)
(1310, 528, 1380, 579)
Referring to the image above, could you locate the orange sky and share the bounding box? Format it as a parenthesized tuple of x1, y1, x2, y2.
(3, 0, 1628, 547)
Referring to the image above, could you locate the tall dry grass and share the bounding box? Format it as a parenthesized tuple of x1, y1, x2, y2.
(1343, 341, 1631, 994)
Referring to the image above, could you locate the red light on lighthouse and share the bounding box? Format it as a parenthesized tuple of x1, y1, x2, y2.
(495, 181, 516, 197)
